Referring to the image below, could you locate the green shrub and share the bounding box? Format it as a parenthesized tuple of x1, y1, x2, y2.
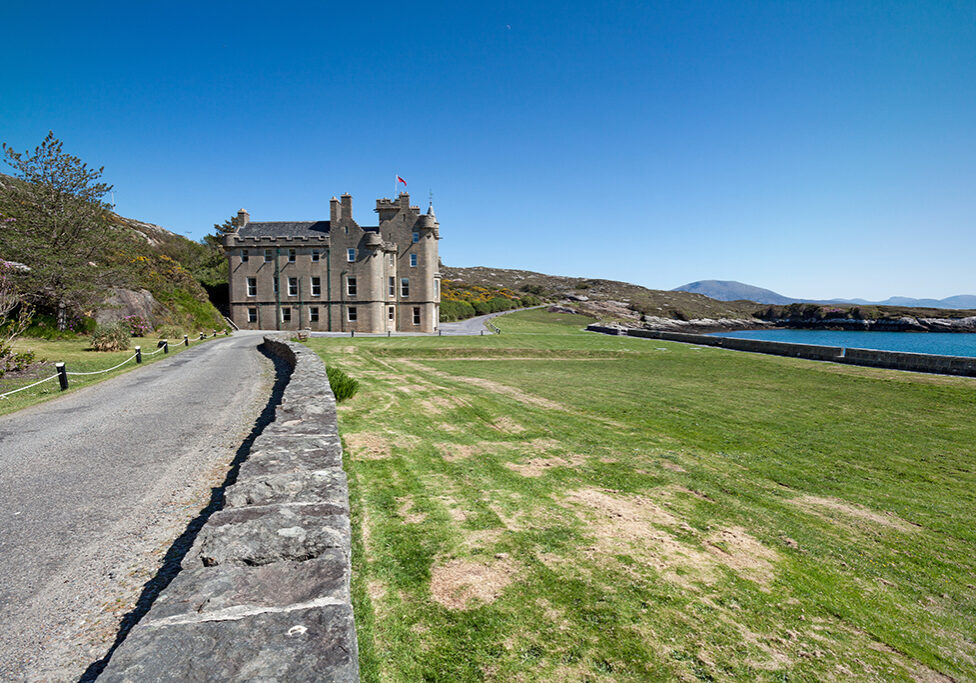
(22, 312, 96, 339)
(155, 324, 185, 340)
(90, 323, 131, 351)
(440, 299, 477, 322)
(326, 365, 359, 402)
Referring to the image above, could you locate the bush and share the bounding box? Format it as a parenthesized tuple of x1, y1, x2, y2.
(90, 323, 131, 351)
(0, 349, 36, 377)
(22, 312, 96, 339)
(326, 366, 359, 402)
(440, 299, 477, 322)
(155, 324, 185, 340)
(119, 314, 152, 336)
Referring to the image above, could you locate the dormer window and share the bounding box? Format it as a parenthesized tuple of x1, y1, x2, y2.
(347, 248, 356, 262)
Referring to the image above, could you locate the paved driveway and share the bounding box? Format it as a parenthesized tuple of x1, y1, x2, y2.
(0, 332, 272, 681)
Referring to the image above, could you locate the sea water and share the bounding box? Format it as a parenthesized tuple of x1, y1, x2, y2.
(710, 330, 976, 358)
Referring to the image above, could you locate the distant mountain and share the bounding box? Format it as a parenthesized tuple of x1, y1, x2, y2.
(675, 279, 976, 310)
(673, 280, 796, 305)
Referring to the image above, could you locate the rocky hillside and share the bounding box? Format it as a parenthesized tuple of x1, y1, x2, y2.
(442, 265, 976, 332)
(440, 265, 762, 329)
(1, 172, 226, 333)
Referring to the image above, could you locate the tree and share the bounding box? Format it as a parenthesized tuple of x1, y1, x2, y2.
(1, 132, 115, 329)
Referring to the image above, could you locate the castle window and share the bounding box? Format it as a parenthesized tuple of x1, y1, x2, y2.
(348, 306, 357, 322)
(412, 307, 421, 325)
(288, 277, 298, 297)
(311, 249, 320, 262)
(435, 279, 440, 297)
(282, 307, 292, 322)
(388, 306, 395, 321)
(247, 307, 257, 323)
(389, 254, 394, 266)
(273, 277, 279, 295)
(388, 277, 395, 297)
(400, 278, 409, 297)
(311, 276, 321, 296)
(288, 248, 296, 262)
(347, 277, 357, 297)
(347, 248, 356, 262)
(264, 249, 273, 262)
(310, 307, 319, 323)
(246, 277, 257, 297)
(241, 249, 249, 263)
(410, 254, 417, 267)
(412, 232, 419, 243)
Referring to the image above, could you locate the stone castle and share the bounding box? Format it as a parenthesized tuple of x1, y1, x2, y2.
(223, 192, 440, 332)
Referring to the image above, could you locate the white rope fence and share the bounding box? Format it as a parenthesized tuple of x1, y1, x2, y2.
(65, 353, 139, 376)
(0, 329, 229, 400)
(0, 372, 60, 398)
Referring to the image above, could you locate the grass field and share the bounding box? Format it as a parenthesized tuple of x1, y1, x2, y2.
(0, 334, 221, 416)
(303, 309, 976, 682)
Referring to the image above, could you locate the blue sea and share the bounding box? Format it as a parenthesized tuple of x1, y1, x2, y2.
(710, 330, 976, 358)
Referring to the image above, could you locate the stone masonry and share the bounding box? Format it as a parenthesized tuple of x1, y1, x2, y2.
(99, 337, 359, 682)
(224, 192, 441, 333)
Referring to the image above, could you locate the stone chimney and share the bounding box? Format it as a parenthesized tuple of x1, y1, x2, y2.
(340, 193, 353, 221)
(330, 196, 340, 223)
(236, 208, 249, 228)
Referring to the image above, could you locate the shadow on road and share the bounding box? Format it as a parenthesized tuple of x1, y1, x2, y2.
(78, 342, 292, 682)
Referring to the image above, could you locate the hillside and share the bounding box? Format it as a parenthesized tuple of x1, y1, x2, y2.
(442, 265, 976, 332)
(440, 265, 762, 326)
(0, 172, 226, 334)
(673, 279, 796, 305)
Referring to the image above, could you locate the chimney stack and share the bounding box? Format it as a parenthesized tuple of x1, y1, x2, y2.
(330, 196, 340, 223)
(236, 208, 249, 228)
(341, 193, 352, 220)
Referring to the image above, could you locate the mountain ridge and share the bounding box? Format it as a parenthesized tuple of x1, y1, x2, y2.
(673, 279, 976, 310)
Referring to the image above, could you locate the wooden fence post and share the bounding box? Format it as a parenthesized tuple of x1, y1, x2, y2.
(135, 346, 142, 363)
(56, 362, 68, 391)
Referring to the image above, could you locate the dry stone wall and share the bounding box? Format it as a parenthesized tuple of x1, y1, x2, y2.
(588, 324, 976, 377)
(99, 337, 359, 682)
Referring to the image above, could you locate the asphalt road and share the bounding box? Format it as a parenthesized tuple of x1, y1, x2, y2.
(0, 331, 272, 681)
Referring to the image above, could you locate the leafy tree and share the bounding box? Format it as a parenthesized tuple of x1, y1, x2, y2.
(1, 132, 115, 329)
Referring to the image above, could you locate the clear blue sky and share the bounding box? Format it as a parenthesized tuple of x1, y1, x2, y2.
(3, 1, 973, 300)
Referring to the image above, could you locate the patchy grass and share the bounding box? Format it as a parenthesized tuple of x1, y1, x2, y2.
(0, 334, 223, 415)
(304, 309, 976, 681)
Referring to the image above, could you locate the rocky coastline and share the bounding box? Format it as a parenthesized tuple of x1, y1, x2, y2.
(598, 315, 976, 335)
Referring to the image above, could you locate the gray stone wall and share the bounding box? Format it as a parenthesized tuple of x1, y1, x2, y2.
(589, 324, 976, 377)
(99, 337, 359, 682)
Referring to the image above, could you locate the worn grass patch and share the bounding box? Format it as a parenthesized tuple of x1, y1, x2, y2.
(307, 309, 976, 681)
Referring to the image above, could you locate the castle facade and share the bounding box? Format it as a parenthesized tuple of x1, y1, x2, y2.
(223, 192, 440, 333)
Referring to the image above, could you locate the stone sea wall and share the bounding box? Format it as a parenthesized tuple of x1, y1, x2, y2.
(100, 337, 358, 682)
(588, 324, 976, 377)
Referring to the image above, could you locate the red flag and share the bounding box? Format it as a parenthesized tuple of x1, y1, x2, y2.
(397, 175, 407, 186)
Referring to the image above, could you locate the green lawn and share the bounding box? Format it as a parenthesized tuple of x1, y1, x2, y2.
(304, 309, 976, 682)
(0, 334, 222, 416)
